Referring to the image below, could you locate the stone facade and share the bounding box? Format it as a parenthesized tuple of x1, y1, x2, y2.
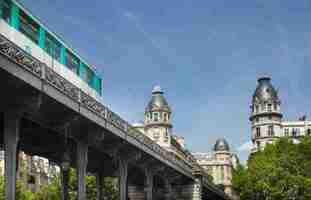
(250, 77, 311, 152)
(193, 139, 239, 198)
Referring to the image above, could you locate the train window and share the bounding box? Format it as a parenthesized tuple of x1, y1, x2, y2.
(65, 50, 79, 73)
(45, 32, 61, 61)
(0, 0, 11, 24)
(93, 75, 102, 94)
(19, 10, 40, 44)
(85, 66, 94, 86)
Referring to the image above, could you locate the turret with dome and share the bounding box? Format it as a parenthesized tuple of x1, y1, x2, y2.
(144, 86, 172, 148)
(250, 76, 283, 152)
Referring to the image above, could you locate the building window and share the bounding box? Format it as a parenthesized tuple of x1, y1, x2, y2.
(19, 10, 40, 44)
(255, 117, 259, 123)
(268, 125, 274, 136)
(66, 51, 79, 73)
(164, 128, 169, 142)
(292, 128, 299, 137)
(256, 127, 261, 137)
(307, 129, 311, 136)
(284, 128, 289, 136)
(163, 113, 168, 122)
(153, 112, 159, 122)
(45, 32, 61, 61)
(256, 141, 260, 148)
(255, 105, 259, 113)
(274, 104, 277, 111)
(261, 104, 265, 111)
(267, 104, 272, 112)
(0, 0, 12, 24)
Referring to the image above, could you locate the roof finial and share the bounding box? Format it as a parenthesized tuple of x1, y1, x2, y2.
(152, 85, 163, 94)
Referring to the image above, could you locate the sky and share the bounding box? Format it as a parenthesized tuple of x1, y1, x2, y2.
(19, 0, 311, 162)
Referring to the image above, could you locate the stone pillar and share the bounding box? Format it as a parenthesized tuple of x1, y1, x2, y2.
(96, 173, 103, 200)
(118, 159, 128, 200)
(145, 170, 154, 200)
(76, 141, 88, 200)
(61, 168, 69, 200)
(4, 112, 20, 200)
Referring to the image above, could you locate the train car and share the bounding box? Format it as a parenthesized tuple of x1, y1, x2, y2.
(0, 0, 102, 101)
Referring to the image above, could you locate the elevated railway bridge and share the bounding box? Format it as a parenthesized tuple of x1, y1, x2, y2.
(0, 34, 231, 200)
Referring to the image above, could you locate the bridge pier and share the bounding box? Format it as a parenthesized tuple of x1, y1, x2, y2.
(76, 141, 88, 200)
(118, 158, 128, 200)
(145, 169, 154, 200)
(164, 180, 172, 200)
(4, 112, 20, 200)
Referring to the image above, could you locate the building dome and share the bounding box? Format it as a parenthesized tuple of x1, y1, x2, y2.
(252, 77, 279, 103)
(214, 138, 230, 151)
(145, 86, 171, 113)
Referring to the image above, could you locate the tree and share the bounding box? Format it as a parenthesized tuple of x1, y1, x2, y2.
(233, 137, 311, 200)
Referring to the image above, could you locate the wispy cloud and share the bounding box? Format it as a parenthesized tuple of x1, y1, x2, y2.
(123, 11, 163, 51)
(238, 141, 253, 152)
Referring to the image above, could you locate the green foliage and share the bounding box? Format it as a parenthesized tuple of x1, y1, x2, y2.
(0, 166, 119, 200)
(233, 136, 311, 200)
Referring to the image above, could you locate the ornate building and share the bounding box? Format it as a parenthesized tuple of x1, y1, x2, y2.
(193, 139, 239, 198)
(133, 86, 192, 159)
(250, 77, 311, 152)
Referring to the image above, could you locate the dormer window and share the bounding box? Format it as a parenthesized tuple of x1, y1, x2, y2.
(153, 112, 159, 122)
(163, 113, 168, 122)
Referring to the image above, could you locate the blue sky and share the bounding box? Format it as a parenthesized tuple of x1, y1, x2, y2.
(20, 0, 311, 162)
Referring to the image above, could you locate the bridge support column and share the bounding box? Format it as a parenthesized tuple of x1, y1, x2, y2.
(4, 112, 20, 200)
(145, 169, 154, 200)
(118, 159, 128, 200)
(76, 141, 88, 200)
(96, 173, 103, 200)
(164, 180, 172, 200)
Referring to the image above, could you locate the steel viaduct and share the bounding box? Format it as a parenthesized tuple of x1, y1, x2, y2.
(0, 34, 230, 200)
